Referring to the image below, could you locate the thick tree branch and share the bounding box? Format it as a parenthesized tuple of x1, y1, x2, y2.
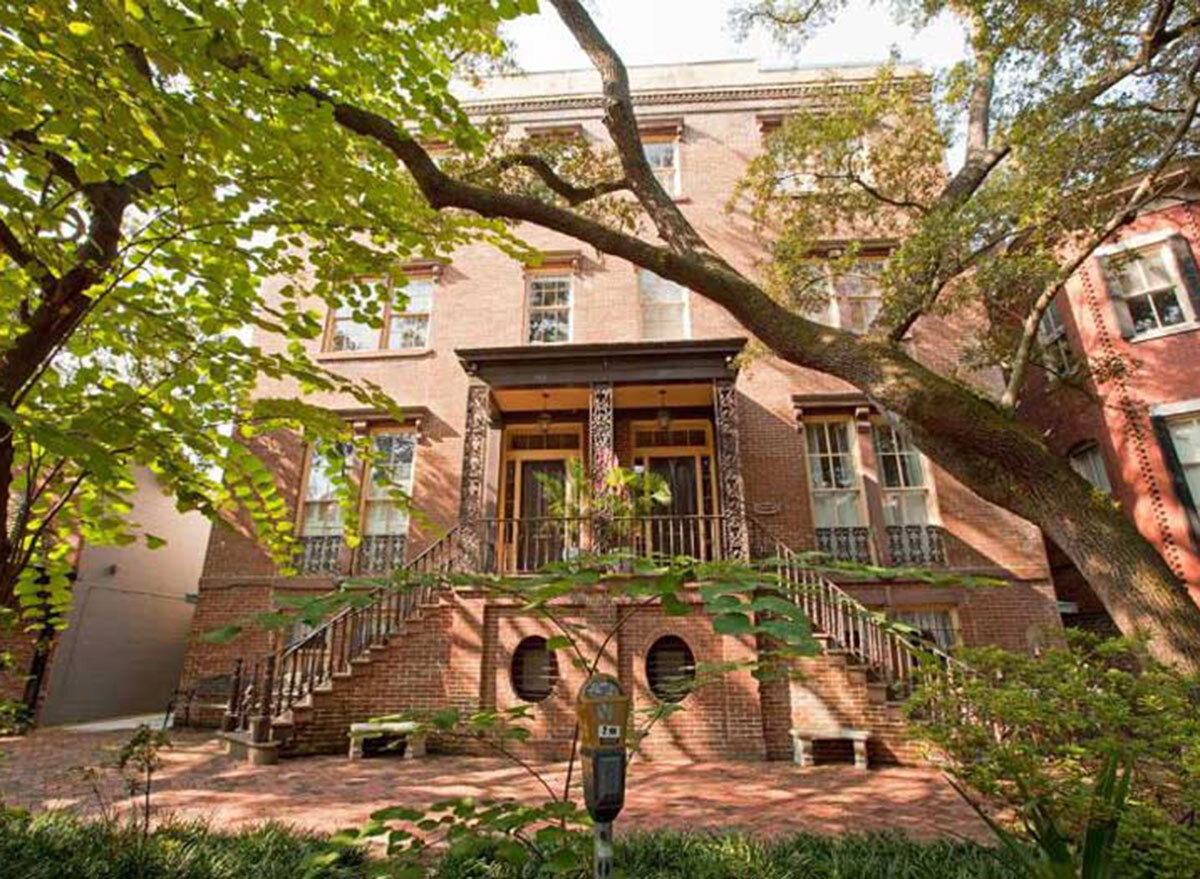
(546, 0, 715, 257)
(468, 153, 631, 206)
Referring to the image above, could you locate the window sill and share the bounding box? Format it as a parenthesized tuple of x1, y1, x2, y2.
(1129, 322, 1200, 344)
(317, 348, 434, 362)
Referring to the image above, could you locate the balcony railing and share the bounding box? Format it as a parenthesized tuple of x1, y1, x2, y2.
(885, 525, 946, 566)
(356, 534, 408, 574)
(294, 535, 342, 574)
(814, 526, 872, 564)
(466, 515, 728, 574)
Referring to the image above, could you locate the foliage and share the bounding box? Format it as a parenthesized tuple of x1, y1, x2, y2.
(907, 633, 1200, 878)
(0, 0, 536, 627)
(951, 752, 1132, 879)
(0, 810, 370, 879)
(117, 723, 172, 840)
(432, 829, 1021, 879)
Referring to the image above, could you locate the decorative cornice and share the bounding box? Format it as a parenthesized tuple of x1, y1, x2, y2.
(463, 79, 923, 118)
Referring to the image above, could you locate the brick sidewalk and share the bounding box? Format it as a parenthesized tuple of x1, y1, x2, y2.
(0, 728, 987, 841)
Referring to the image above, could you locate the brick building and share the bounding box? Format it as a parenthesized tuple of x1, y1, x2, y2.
(1018, 169, 1200, 628)
(178, 60, 1060, 764)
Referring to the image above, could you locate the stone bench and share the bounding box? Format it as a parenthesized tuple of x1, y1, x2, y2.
(790, 727, 870, 770)
(348, 721, 427, 761)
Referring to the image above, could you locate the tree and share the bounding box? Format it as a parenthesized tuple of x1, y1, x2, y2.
(0, 1, 530, 623)
(5, 2, 1200, 668)
(192, 0, 1200, 666)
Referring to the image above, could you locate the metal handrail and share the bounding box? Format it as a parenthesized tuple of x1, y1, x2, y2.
(747, 516, 973, 698)
(232, 524, 464, 728)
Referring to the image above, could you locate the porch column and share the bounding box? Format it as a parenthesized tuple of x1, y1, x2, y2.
(458, 382, 492, 567)
(589, 381, 615, 551)
(713, 378, 750, 560)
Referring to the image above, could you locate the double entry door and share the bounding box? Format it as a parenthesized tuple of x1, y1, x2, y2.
(498, 427, 581, 573)
(632, 420, 721, 561)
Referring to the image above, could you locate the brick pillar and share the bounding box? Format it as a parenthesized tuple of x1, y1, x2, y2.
(713, 378, 749, 559)
(458, 383, 492, 568)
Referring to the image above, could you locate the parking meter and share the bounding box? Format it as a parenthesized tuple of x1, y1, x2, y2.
(577, 674, 629, 823)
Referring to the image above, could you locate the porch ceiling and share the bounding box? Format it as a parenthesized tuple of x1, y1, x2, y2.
(456, 337, 747, 389)
(492, 383, 713, 413)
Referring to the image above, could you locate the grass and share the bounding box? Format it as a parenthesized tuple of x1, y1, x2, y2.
(432, 830, 1019, 879)
(0, 809, 1020, 879)
(0, 810, 369, 879)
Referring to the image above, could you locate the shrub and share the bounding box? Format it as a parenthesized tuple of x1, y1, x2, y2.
(907, 632, 1200, 878)
(0, 810, 370, 879)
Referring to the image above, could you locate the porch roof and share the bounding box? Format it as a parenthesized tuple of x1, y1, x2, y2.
(456, 337, 747, 388)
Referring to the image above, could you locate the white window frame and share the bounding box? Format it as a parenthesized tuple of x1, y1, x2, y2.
(637, 269, 691, 340)
(871, 422, 941, 528)
(525, 273, 574, 344)
(643, 139, 680, 197)
(386, 277, 434, 350)
(298, 442, 354, 537)
(1100, 239, 1198, 341)
(1036, 297, 1076, 377)
(891, 605, 961, 650)
(362, 429, 418, 537)
(802, 418, 869, 529)
(1165, 413, 1200, 512)
(801, 257, 887, 333)
(1068, 442, 1112, 493)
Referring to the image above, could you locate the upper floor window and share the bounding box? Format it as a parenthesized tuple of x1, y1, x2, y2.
(1037, 298, 1076, 376)
(804, 420, 864, 528)
(872, 424, 931, 528)
(325, 275, 436, 353)
(1068, 442, 1111, 493)
(638, 270, 690, 339)
(643, 140, 680, 196)
(803, 258, 886, 333)
(526, 274, 573, 344)
(1102, 237, 1200, 340)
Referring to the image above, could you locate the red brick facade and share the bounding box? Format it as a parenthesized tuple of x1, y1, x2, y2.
(1018, 193, 1200, 609)
(179, 61, 1060, 763)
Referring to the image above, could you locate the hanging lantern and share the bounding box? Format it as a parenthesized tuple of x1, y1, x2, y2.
(537, 392, 553, 434)
(655, 389, 671, 430)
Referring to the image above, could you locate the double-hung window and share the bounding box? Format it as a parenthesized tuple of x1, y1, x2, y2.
(387, 278, 433, 349)
(1101, 237, 1200, 340)
(893, 608, 959, 651)
(804, 420, 869, 562)
(1068, 442, 1111, 493)
(297, 442, 353, 573)
(1037, 298, 1076, 376)
(638, 270, 690, 339)
(801, 258, 887, 333)
(643, 140, 680, 196)
(526, 275, 573, 344)
(873, 424, 942, 564)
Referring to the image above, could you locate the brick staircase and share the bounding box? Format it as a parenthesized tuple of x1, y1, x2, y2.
(220, 519, 963, 764)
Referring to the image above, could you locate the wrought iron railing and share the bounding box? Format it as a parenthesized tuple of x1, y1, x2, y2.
(466, 514, 727, 573)
(749, 517, 972, 699)
(815, 526, 873, 564)
(294, 535, 342, 574)
(885, 525, 946, 566)
(356, 533, 408, 574)
(230, 525, 464, 738)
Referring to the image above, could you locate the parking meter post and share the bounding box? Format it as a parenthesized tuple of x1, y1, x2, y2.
(593, 821, 614, 879)
(576, 674, 630, 879)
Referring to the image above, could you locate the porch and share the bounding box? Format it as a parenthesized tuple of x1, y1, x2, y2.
(453, 337, 752, 573)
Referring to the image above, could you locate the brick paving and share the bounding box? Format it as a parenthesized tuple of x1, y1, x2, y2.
(0, 728, 988, 841)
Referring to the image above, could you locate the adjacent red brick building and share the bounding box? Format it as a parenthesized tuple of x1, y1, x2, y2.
(178, 61, 1061, 764)
(1018, 170, 1200, 626)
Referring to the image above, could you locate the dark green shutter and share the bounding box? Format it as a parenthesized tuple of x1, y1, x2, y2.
(1152, 415, 1200, 550)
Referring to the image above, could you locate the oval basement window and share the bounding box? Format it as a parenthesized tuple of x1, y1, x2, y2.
(511, 636, 559, 703)
(646, 635, 696, 703)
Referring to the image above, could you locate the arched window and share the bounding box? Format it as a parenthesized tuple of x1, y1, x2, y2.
(511, 636, 559, 703)
(645, 635, 696, 703)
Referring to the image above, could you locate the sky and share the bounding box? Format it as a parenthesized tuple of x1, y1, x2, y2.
(503, 0, 969, 74)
